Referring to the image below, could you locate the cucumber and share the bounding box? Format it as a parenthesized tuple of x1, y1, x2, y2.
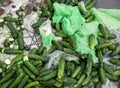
(0, 70, 15, 84)
(18, 30, 24, 50)
(76, 61, 86, 80)
(91, 71, 98, 77)
(85, 0, 92, 6)
(60, 41, 73, 49)
(89, 34, 95, 50)
(32, 61, 42, 67)
(24, 81, 39, 88)
(84, 54, 93, 76)
(66, 62, 71, 76)
(55, 31, 67, 37)
(71, 66, 81, 78)
(24, 61, 39, 75)
(98, 24, 108, 39)
(28, 48, 37, 54)
(95, 42, 112, 50)
(108, 44, 116, 50)
(55, 23, 61, 31)
(4, 17, 19, 22)
(78, 2, 86, 14)
(58, 57, 65, 79)
(32, 19, 46, 29)
(21, 65, 35, 79)
(103, 62, 114, 76)
(84, 10, 92, 19)
(91, 76, 99, 83)
(37, 45, 45, 55)
(1, 78, 14, 88)
(82, 76, 91, 86)
(11, 54, 24, 65)
(108, 33, 116, 39)
(40, 79, 56, 86)
(40, 70, 57, 81)
(111, 45, 120, 56)
(48, 46, 56, 54)
(109, 58, 120, 66)
(105, 73, 118, 81)
(28, 54, 48, 62)
(4, 39, 10, 47)
(63, 48, 76, 55)
(17, 75, 29, 88)
(4, 49, 23, 54)
(8, 72, 24, 88)
(114, 69, 120, 77)
(6, 23, 18, 39)
(99, 67, 106, 84)
(0, 60, 6, 68)
(85, 14, 95, 23)
(62, 76, 77, 84)
(40, 69, 54, 76)
(94, 81, 102, 88)
(85, 0, 97, 10)
(52, 40, 63, 50)
(74, 74, 86, 88)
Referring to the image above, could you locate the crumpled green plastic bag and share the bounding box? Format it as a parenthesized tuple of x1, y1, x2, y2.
(53, 2, 85, 35)
(75, 21, 99, 63)
(39, 20, 55, 46)
(98, 8, 120, 21)
(92, 8, 120, 29)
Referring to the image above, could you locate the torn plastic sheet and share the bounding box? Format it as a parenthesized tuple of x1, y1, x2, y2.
(45, 50, 79, 69)
(53, 2, 85, 35)
(39, 19, 55, 46)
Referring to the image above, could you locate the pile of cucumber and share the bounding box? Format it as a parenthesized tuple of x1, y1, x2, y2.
(0, 0, 120, 88)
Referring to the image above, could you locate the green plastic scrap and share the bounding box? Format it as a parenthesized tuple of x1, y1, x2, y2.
(39, 20, 55, 46)
(92, 8, 120, 29)
(53, 2, 85, 35)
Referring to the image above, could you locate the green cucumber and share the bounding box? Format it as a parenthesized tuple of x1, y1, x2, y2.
(74, 74, 86, 87)
(24, 61, 39, 75)
(98, 24, 108, 39)
(40, 70, 57, 81)
(18, 30, 24, 50)
(99, 67, 106, 84)
(84, 10, 92, 19)
(71, 66, 81, 78)
(62, 76, 77, 84)
(21, 65, 35, 79)
(84, 54, 93, 76)
(0, 70, 15, 84)
(8, 72, 24, 88)
(85, 0, 97, 10)
(95, 42, 112, 50)
(28, 54, 47, 62)
(1, 78, 14, 88)
(17, 75, 29, 88)
(4, 48, 23, 54)
(6, 23, 18, 39)
(24, 81, 39, 88)
(105, 73, 118, 81)
(11, 54, 24, 65)
(82, 76, 91, 86)
(28, 48, 37, 54)
(58, 57, 66, 79)
(89, 34, 95, 49)
(4, 17, 19, 22)
(85, 14, 95, 23)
